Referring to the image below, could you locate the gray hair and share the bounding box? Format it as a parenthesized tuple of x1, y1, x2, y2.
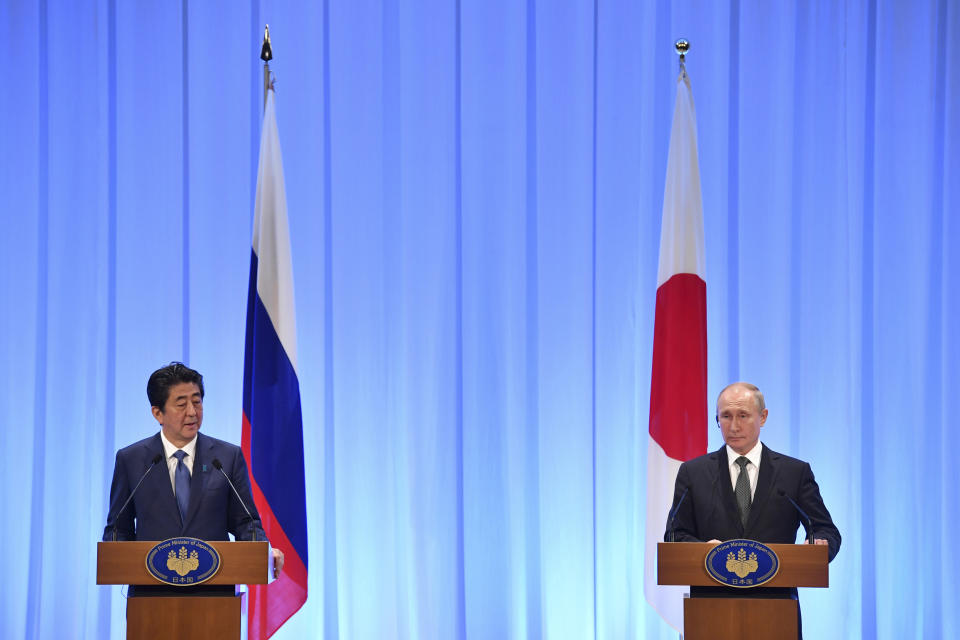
(717, 382, 765, 413)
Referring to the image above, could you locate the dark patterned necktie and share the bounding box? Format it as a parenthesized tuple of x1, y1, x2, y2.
(735, 456, 751, 527)
(173, 450, 191, 524)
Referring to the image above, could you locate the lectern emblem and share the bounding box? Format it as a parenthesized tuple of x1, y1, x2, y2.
(725, 548, 758, 578)
(146, 538, 221, 586)
(167, 546, 200, 576)
(705, 539, 779, 588)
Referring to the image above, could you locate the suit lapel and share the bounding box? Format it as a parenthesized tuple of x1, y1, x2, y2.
(746, 444, 780, 533)
(182, 434, 210, 529)
(714, 447, 743, 533)
(141, 434, 181, 529)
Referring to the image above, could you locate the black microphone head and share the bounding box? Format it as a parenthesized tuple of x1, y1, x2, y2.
(777, 488, 786, 497)
(151, 453, 163, 465)
(212, 458, 223, 470)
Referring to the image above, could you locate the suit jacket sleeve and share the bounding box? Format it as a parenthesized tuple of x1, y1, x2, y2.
(224, 446, 265, 542)
(796, 461, 841, 561)
(664, 461, 704, 543)
(103, 450, 137, 541)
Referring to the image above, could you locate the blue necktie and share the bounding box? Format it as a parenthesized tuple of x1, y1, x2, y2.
(173, 450, 191, 524)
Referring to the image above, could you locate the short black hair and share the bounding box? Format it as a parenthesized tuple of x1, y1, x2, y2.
(147, 362, 205, 409)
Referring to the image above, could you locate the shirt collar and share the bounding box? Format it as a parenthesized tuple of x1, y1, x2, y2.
(726, 440, 762, 469)
(159, 430, 198, 460)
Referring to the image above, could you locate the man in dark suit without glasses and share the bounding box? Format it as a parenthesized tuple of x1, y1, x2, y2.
(664, 382, 840, 637)
(103, 362, 284, 595)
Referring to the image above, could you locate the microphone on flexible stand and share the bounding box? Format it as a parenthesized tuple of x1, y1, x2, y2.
(212, 458, 263, 542)
(666, 486, 690, 543)
(111, 453, 163, 541)
(777, 488, 815, 544)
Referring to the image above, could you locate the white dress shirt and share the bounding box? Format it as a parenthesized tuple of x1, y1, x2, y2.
(159, 430, 198, 496)
(726, 440, 762, 500)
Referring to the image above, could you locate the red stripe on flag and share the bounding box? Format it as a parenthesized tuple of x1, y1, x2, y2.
(649, 272, 708, 461)
(242, 412, 308, 639)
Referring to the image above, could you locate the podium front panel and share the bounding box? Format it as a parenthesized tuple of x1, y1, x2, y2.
(684, 597, 798, 640)
(127, 596, 241, 640)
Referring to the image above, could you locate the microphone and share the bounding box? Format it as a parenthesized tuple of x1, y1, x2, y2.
(112, 453, 163, 541)
(212, 458, 262, 542)
(667, 487, 689, 543)
(777, 488, 815, 544)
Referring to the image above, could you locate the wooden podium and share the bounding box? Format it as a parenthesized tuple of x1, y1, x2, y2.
(657, 542, 828, 640)
(97, 541, 271, 640)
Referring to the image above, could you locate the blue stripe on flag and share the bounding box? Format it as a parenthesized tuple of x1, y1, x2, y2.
(243, 250, 309, 568)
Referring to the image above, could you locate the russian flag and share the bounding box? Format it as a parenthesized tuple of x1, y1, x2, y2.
(242, 87, 308, 639)
(643, 65, 707, 631)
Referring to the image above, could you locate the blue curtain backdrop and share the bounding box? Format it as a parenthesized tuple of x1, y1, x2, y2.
(1, 0, 957, 638)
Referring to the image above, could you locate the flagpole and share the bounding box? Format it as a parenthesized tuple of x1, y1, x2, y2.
(261, 25, 273, 108)
(645, 36, 707, 634)
(246, 22, 309, 638)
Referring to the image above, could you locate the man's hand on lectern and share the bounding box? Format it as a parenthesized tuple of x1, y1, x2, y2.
(272, 548, 285, 577)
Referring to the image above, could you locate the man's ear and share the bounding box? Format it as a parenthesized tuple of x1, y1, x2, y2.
(759, 408, 768, 426)
(151, 405, 164, 425)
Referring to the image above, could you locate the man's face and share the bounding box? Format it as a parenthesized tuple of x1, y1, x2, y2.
(716, 385, 767, 455)
(152, 382, 203, 448)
